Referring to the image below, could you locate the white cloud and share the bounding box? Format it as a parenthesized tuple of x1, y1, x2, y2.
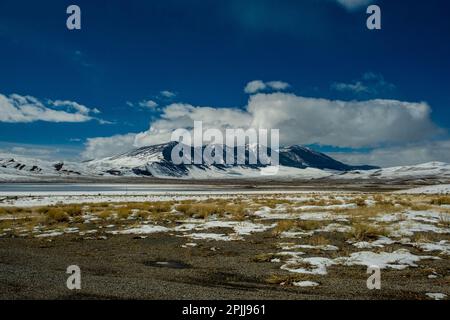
(0, 142, 82, 161)
(83, 91, 444, 161)
(0, 93, 103, 123)
(135, 103, 252, 147)
(244, 80, 266, 94)
(331, 72, 395, 95)
(81, 133, 137, 160)
(331, 81, 369, 93)
(330, 140, 450, 167)
(251, 93, 440, 147)
(335, 0, 373, 11)
(266, 81, 290, 91)
(244, 80, 290, 94)
(138, 100, 158, 108)
(51, 100, 100, 114)
(160, 90, 176, 98)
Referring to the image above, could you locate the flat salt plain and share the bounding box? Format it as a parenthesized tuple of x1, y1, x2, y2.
(0, 183, 449, 299)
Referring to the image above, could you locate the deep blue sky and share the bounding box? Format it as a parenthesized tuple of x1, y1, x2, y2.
(0, 0, 449, 160)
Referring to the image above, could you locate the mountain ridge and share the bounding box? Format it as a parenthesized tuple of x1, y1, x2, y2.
(1, 142, 449, 182)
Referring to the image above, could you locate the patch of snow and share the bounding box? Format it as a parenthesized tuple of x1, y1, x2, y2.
(412, 240, 450, 255)
(281, 256, 335, 275)
(425, 293, 447, 300)
(35, 231, 64, 238)
(185, 233, 241, 241)
(335, 249, 439, 270)
(350, 237, 395, 249)
(279, 242, 339, 251)
(108, 225, 169, 235)
(293, 281, 319, 287)
(397, 184, 450, 195)
(280, 231, 314, 238)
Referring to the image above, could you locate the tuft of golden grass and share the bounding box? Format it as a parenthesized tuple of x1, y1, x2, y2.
(98, 210, 112, 220)
(438, 213, 450, 228)
(252, 253, 278, 262)
(265, 273, 315, 285)
(176, 202, 225, 219)
(272, 220, 297, 235)
(148, 202, 173, 214)
(0, 207, 29, 215)
(347, 222, 387, 241)
(354, 197, 367, 207)
(272, 219, 322, 236)
(45, 208, 69, 224)
(308, 235, 330, 246)
(412, 233, 431, 243)
(409, 203, 432, 211)
(430, 196, 450, 206)
(65, 205, 83, 217)
(117, 207, 132, 219)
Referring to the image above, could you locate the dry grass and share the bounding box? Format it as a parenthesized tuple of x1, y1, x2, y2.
(176, 203, 225, 219)
(272, 220, 297, 235)
(256, 198, 293, 209)
(438, 213, 450, 228)
(0, 207, 29, 215)
(117, 207, 132, 219)
(296, 220, 323, 231)
(149, 202, 173, 214)
(65, 205, 83, 217)
(430, 196, 450, 205)
(98, 210, 113, 220)
(252, 253, 278, 262)
(308, 235, 330, 246)
(333, 201, 403, 218)
(272, 219, 322, 236)
(227, 204, 247, 221)
(410, 203, 432, 211)
(354, 197, 367, 207)
(412, 233, 431, 243)
(347, 222, 387, 241)
(265, 273, 316, 286)
(45, 208, 69, 224)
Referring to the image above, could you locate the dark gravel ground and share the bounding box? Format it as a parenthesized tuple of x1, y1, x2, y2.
(0, 232, 448, 300)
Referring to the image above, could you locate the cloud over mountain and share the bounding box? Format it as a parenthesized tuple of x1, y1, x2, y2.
(83, 91, 443, 163)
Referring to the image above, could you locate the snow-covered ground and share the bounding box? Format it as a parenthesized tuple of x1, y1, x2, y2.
(396, 184, 450, 194)
(1, 190, 449, 298)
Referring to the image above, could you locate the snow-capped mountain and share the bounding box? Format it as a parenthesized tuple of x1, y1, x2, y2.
(337, 161, 450, 181)
(86, 142, 378, 178)
(279, 145, 377, 171)
(1, 142, 449, 182)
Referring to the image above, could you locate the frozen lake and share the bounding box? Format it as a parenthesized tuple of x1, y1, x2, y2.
(0, 183, 223, 194)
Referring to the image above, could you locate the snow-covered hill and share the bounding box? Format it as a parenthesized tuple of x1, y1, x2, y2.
(336, 161, 450, 181)
(1, 142, 449, 182)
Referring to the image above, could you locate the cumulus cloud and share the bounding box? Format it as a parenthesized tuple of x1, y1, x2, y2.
(244, 80, 290, 94)
(335, 0, 373, 11)
(160, 90, 176, 98)
(250, 94, 441, 147)
(0, 93, 103, 123)
(83, 91, 444, 161)
(81, 133, 137, 160)
(330, 140, 450, 167)
(138, 100, 158, 108)
(134, 103, 252, 147)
